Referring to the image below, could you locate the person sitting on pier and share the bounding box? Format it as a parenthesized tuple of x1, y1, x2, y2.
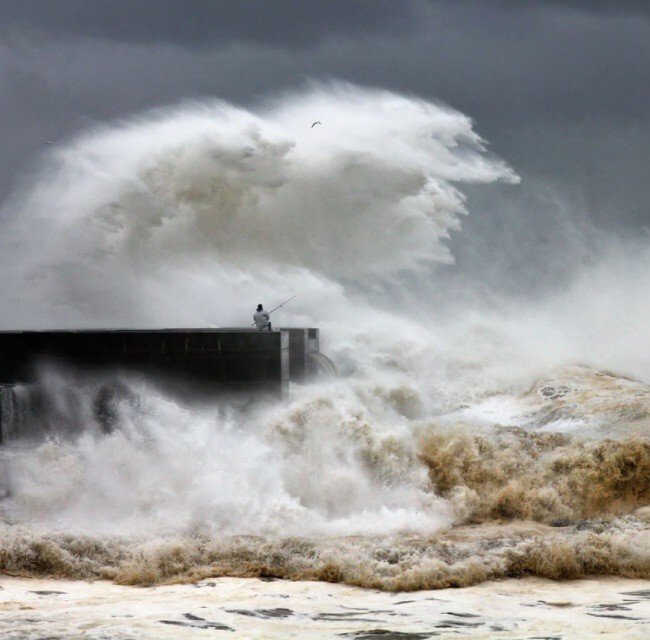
(253, 304, 272, 331)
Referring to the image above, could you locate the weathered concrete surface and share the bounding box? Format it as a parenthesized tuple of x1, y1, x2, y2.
(0, 329, 296, 398)
(279, 328, 320, 384)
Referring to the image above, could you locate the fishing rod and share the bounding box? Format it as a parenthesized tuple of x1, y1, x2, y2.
(267, 295, 297, 315)
(250, 295, 297, 326)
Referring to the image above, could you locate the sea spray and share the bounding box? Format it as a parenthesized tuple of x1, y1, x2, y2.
(0, 83, 649, 591)
(1, 517, 648, 589)
(2, 370, 452, 537)
(0, 82, 516, 330)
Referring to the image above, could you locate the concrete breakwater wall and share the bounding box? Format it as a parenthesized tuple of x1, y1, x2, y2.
(0, 328, 320, 443)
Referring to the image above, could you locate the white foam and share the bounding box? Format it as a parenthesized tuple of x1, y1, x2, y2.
(2, 576, 648, 639)
(1, 83, 649, 542)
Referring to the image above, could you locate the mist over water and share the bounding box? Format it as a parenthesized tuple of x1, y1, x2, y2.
(0, 83, 648, 589)
(0, 82, 515, 328)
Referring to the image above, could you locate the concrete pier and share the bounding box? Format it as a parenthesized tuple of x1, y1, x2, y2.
(280, 327, 320, 383)
(0, 328, 322, 393)
(0, 328, 323, 442)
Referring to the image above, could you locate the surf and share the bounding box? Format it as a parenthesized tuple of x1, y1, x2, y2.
(0, 83, 648, 592)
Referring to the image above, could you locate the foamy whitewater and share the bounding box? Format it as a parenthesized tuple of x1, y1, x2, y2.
(0, 83, 648, 637)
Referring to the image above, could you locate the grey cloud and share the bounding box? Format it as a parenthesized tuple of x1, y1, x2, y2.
(0, 0, 649, 235)
(530, 0, 650, 16)
(0, 0, 417, 48)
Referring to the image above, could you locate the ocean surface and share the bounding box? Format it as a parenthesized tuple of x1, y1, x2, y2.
(0, 83, 648, 636)
(2, 575, 649, 638)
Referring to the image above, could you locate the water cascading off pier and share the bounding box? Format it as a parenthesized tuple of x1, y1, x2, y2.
(0, 327, 322, 442)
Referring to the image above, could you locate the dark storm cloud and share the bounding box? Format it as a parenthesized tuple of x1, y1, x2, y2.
(0, 0, 416, 48)
(0, 0, 648, 234)
(534, 0, 650, 16)
(3, 0, 647, 125)
(413, 1, 650, 125)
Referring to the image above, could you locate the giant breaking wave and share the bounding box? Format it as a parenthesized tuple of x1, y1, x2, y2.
(0, 83, 648, 590)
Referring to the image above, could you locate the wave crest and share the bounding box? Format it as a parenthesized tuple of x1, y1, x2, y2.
(419, 427, 650, 524)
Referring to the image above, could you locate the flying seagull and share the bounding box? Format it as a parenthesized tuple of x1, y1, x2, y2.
(311, 121, 321, 128)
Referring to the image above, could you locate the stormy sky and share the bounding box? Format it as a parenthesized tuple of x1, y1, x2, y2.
(1, 0, 648, 242)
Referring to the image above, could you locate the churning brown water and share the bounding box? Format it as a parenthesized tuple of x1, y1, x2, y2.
(1, 85, 649, 637)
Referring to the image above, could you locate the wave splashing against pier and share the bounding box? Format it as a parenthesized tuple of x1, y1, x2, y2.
(0, 82, 515, 328)
(0, 83, 649, 590)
